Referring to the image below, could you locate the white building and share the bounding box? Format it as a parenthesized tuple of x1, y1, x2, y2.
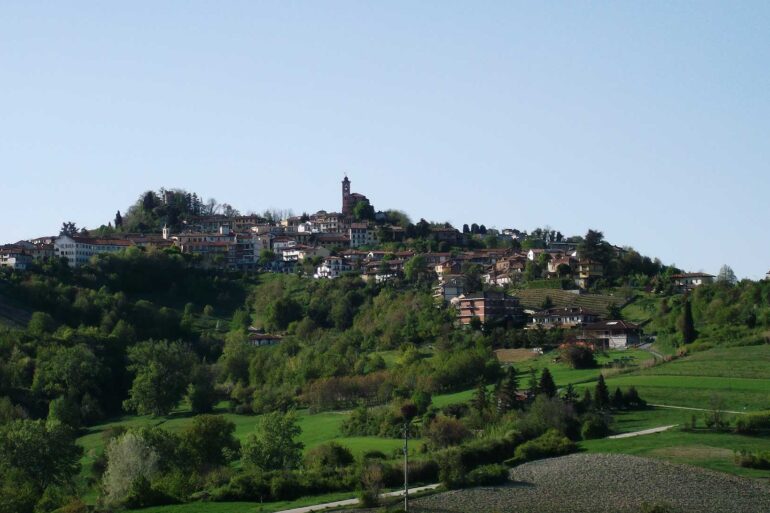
(671, 272, 715, 292)
(314, 256, 352, 279)
(282, 245, 331, 262)
(0, 246, 33, 270)
(54, 235, 133, 267)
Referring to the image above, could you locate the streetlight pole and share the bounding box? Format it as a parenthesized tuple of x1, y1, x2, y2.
(403, 420, 409, 512)
(400, 402, 418, 512)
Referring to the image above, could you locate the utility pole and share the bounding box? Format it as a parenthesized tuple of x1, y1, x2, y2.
(400, 402, 417, 512)
(403, 421, 409, 512)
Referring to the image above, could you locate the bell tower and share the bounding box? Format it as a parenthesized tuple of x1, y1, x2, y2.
(342, 175, 351, 215)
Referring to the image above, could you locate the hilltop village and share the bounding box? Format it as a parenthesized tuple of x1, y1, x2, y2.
(0, 176, 732, 349)
(2, 177, 770, 513)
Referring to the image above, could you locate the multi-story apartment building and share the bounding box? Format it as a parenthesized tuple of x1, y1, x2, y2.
(0, 245, 33, 270)
(54, 235, 133, 267)
(455, 291, 524, 327)
(349, 223, 378, 248)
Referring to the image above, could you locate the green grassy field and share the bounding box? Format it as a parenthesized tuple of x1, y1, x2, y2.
(594, 345, 770, 412)
(582, 427, 770, 479)
(129, 490, 359, 513)
(431, 348, 654, 408)
(86, 343, 770, 512)
(78, 406, 416, 507)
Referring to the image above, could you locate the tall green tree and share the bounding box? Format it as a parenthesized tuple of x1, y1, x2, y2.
(526, 367, 538, 399)
(538, 368, 557, 398)
(242, 411, 304, 471)
(182, 415, 240, 469)
(123, 340, 195, 416)
(0, 420, 82, 495)
(678, 297, 698, 344)
(594, 375, 610, 410)
(496, 366, 520, 413)
(578, 229, 611, 265)
(471, 380, 489, 414)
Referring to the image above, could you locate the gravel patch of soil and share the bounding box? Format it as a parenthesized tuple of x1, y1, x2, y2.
(412, 453, 770, 513)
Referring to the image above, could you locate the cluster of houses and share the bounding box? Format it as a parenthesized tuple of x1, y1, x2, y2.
(3, 176, 757, 351)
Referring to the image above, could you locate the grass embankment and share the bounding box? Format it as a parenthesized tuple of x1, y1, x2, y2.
(597, 345, 770, 412)
(432, 348, 653, 408)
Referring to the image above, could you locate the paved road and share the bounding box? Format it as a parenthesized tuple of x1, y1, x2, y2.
(275, 484, 441, 513)
(607, 424, 677, 439)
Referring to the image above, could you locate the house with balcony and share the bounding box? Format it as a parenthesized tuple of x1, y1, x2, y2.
(314, 256, 352, 279)
(576, 260, 604, 289)
(530, 307, 600, 329)
(434, 275, 465, 304)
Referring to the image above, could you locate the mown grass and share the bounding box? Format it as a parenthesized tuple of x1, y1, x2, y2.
(431, 349, 653, 408)
(78, 406, 416, 506)
(581, 427, 770, 479)
(621, 293, 660, 325)
(129, 490, 360, 513)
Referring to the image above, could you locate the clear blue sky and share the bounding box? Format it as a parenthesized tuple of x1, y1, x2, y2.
(2, 2, 768, 278)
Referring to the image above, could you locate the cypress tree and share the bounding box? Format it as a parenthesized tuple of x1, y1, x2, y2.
(594, 375, 610, 410)
(581, 388, 593, 411)
(679, 297, 698, 344)
(563, 383, 579, 405)
(538, 368, 557, 398)
(472, 380, 489, 414)
(612, 387, 625, 410)
(526, 367, 538, 399)
(497, 366, 519, 413)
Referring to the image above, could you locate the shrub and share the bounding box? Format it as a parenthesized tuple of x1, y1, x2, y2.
(362, 450, 387, 460)
(424, 415, 471, 449)
(304, 442, 355, 469)
(270, 473, 301, 501)
(581, 414, 611, 440)
(559, 344, 597, 369)
(516, 396, 580, 440)
(435, 448, 465, 489)
(734, 411, 770, 434)
(210, 471, 269, 502)
(507, 429, 576, 465)
(466, 464, 509, 486)
(359, 460, 385, 508)
(735, 450, 770, 470)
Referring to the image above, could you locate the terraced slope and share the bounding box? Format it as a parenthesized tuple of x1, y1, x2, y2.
(512, 289, 626, 313)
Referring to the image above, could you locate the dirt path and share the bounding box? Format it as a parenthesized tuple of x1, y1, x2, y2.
(650, 403, 747, 415)
(275, 484, 441, 513)
(607, 424, 677, 439)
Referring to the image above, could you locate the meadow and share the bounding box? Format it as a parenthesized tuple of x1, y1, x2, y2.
(82, 342, 770, 513)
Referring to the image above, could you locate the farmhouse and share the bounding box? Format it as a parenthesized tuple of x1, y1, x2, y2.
(671, 272, 715, 292)
(582, 320, 641, 349)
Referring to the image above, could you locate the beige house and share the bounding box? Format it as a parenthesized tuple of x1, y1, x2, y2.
(671, 272, 715, 292)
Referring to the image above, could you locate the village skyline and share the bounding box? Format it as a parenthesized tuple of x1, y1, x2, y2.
(2, 2, 769, 280)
